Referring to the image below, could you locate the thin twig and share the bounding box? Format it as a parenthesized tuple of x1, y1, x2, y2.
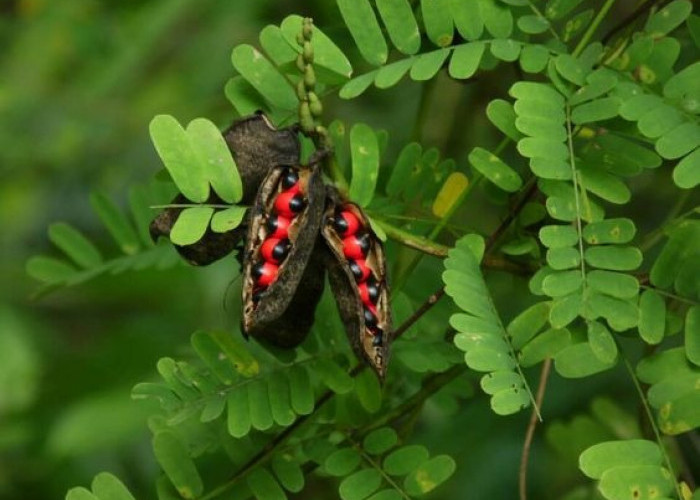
(518, 358, 552, 500)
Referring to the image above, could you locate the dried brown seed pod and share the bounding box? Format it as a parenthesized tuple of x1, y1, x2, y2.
(322, 187, 392, 380)
(241, 162, 326, 347)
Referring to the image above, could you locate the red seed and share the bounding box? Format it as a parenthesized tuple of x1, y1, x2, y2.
(358, 279, 380, 306)
(342, 233, 371, 260)
(266, 214, 291, 238)
(333, 210, 361, 236)
(348, 259, 371, 283)
(252, 261, 279, 287)
(261, 238, 291, 264)
(274, 191, 306, 217)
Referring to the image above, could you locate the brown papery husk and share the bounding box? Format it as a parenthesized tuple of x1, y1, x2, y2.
(322, 187, 392, 381)
(241, 163, 325, 347)
(149, 112, 300, 266)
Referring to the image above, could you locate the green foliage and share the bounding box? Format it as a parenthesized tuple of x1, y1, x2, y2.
(21, 0, 700, 499)
(443, 234, 537, 416)
(26, 182, 180, 296)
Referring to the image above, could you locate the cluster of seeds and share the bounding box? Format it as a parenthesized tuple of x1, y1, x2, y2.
(332, 208, 384, 347)
(251, 167, 306, 303)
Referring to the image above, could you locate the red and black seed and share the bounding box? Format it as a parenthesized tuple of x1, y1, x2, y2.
(358, 277, 380, 306)
(266, 214, 291, 239)
(333, 209, 361, 237)
(342, 232, 371, 260)
(275, 191, 306, 217)
(253, 261, 279, 287)
(261, 238, 291, 264)
(348, 259, 371, 283)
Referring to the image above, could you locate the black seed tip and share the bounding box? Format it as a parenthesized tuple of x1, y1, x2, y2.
(281, 167, 299, 190)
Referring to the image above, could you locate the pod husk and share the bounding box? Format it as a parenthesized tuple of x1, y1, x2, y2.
(241, 163, 326, 347)
(322, 188, 392, 380)
(149, 112, 300, 265)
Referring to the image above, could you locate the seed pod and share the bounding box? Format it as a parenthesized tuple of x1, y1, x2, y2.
(242, 162, 326, 347)
(322, 188, 392, 380)
(151, 113, 300, 265)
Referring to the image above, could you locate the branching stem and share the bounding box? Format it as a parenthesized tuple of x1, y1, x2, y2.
(519, 358, 552, 500)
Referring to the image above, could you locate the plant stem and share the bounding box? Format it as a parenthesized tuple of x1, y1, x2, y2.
(519, 358, 552, 500)
(572, 0, 616, 57)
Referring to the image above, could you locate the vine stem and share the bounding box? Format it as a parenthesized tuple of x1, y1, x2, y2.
(621, 355, 682, 500)
(518, 358, 552, 500)
(572, 0, 616, 57)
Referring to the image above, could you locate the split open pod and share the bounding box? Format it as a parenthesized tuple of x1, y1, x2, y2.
(321, 188, 392, 380)
(241, 163, 326, 348)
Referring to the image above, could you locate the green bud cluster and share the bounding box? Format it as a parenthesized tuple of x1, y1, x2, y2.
(297, 17, 326, 138)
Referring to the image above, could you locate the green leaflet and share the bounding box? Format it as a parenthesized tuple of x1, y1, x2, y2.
(169, 207, 214, 246)
(280, 15, 353, 80)
(403, 455, 456, 496)
(517, 15, 550, 35)
(91, 192, 142, 255)
(337, 0, 388, 66)
(443, 234, 536, 415)
(349, 123, 380, 207)
(555, 342, 616, 378)
(519, 44, 550, 74)
(48, 223, 103, 268)
(467, 147, 522, 192)
(152, 431, 203, 499)
(410, 48, 450, 81)
(421, 0, 453, 47)
(231, 45, 298, 111)
(272, 454, 305, 493)
(66, 473, 136, 500)
(383, 445, 430, 476)
(376, 0, 421, 55)
(579, 440, 664, 479)
(449, 42, 485, 79)
(149, 115, 243, 205)
(486, 99, 521, 141)
(645, 0, 693, 37)
(247, 468, 286, 500)
(450, 0, 483, 40)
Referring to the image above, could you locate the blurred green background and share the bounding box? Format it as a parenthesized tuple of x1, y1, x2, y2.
(1, 1, 693, 499)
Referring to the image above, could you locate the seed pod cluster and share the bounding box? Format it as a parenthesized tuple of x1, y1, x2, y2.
(149, 112, 393, 379)
(322, 190, 392, 379)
